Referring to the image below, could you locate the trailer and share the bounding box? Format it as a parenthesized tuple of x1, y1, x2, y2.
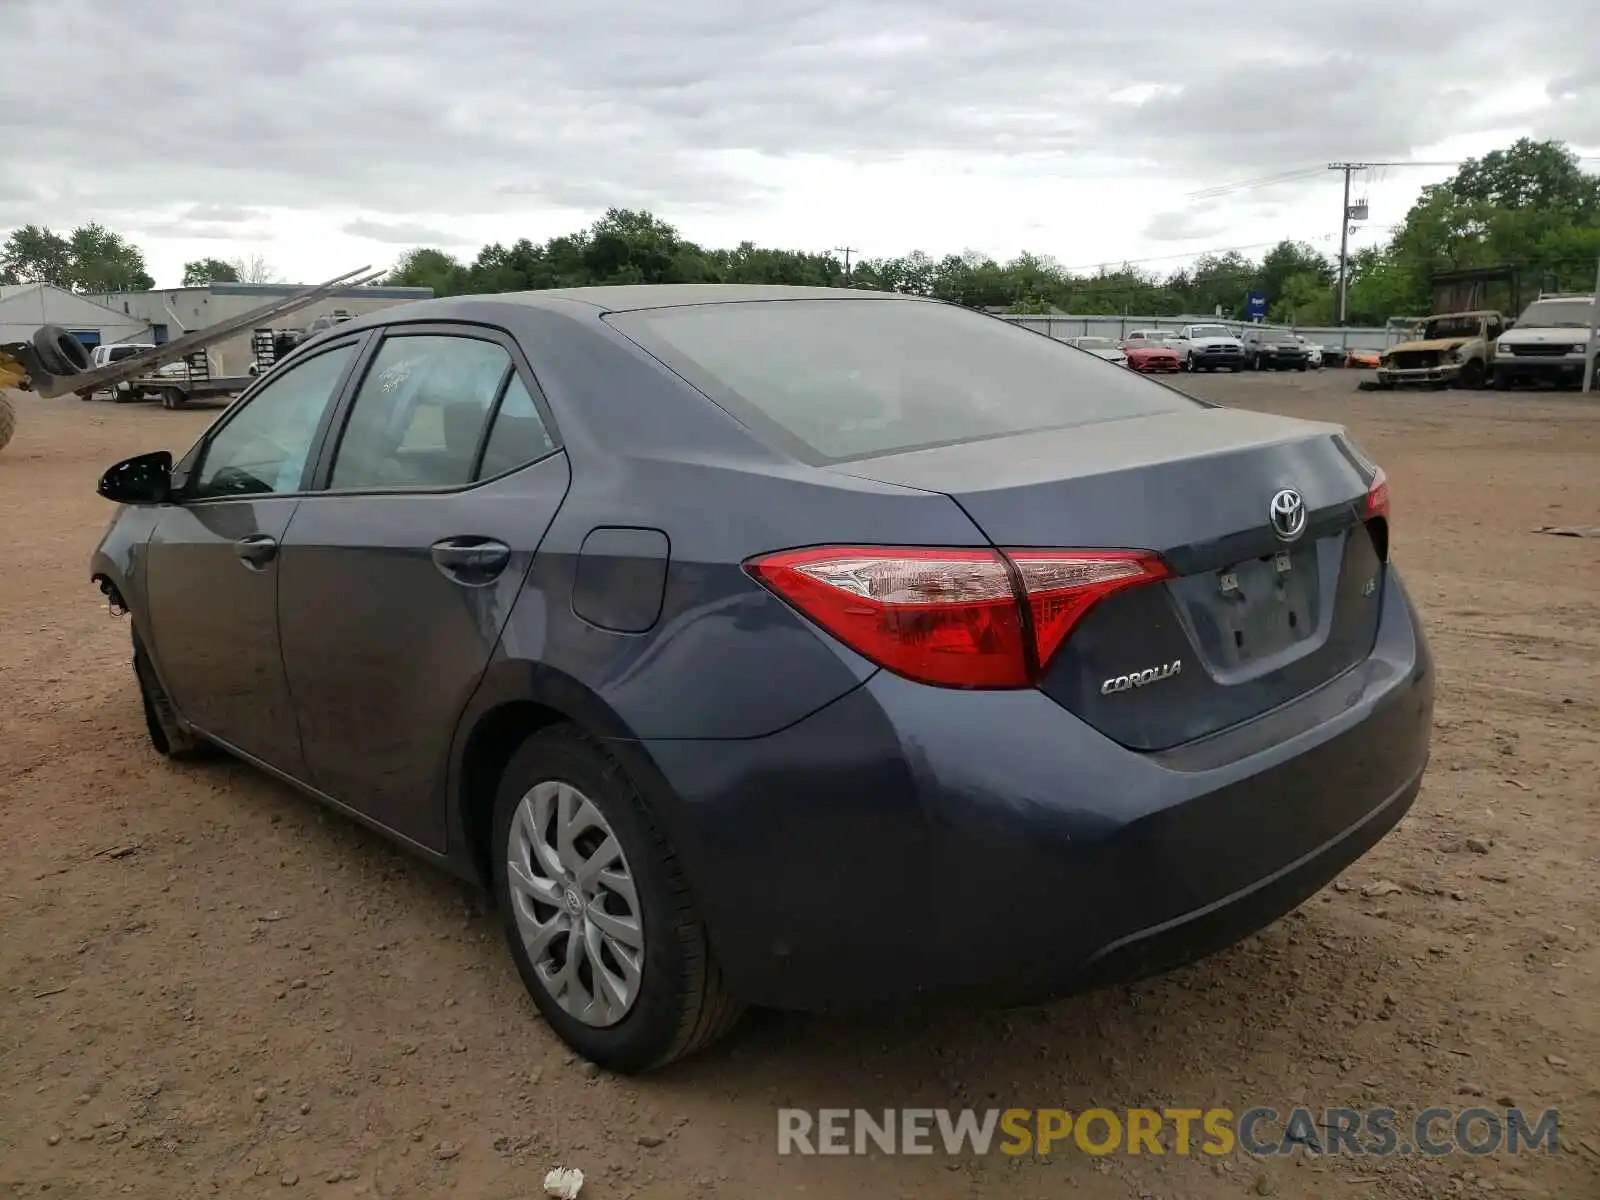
(0, 266, 383, 452)
(114, 348, 250, 409)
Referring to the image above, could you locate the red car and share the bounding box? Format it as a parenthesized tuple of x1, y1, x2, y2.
(1119, 341, 1182, 373)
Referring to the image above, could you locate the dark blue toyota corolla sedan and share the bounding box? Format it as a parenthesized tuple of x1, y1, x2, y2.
(90, 286, 1433, 1072)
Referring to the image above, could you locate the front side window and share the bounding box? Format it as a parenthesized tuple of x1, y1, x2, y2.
(329, 334, 512, 490)
(190, 344, 356, 498)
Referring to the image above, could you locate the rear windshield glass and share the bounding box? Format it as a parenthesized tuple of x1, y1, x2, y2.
(608, 299, 1199, 462)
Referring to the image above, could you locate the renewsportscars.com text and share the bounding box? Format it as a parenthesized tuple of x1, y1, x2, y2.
(777, 1106, 1560, 1158)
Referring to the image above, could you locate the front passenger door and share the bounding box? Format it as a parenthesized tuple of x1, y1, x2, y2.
(144, 341, 361, 774)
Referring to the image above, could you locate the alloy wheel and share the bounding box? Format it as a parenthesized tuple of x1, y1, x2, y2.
(505, 781, 645, 1027)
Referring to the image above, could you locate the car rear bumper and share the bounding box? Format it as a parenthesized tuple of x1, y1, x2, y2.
(642, 568, 1434, 1012)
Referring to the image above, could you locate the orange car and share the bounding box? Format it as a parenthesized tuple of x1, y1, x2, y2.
(1119, 342, 1183, 373)
(1345, 348, 1381, 369)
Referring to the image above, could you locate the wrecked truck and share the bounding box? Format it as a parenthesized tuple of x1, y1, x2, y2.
(1374, 310, 1508, 389)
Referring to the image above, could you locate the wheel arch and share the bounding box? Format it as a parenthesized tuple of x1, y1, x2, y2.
(448, 659, 676, 896)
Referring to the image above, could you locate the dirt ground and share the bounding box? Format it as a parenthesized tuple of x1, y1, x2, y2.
(2, 373, 1597, 1200)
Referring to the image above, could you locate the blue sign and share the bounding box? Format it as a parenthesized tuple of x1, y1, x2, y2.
(1245, 291, 1268, 321)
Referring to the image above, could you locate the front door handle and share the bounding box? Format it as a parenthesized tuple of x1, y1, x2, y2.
(234, 533, 279, 569)
(431, 537, 511, 584)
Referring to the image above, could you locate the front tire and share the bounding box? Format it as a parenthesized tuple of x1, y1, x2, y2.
(133, 634, 211, 759)
(491, 725, 741, 1073)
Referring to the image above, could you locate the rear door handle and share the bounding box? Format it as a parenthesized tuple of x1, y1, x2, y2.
(431, 537, 511, 583)
(234, 533, 278, 569)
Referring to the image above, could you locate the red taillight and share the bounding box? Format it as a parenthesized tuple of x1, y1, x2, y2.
(1008, 550, 1170, 669)
(745, 545, 1168, 689)
(1365, 466, 1390, 520)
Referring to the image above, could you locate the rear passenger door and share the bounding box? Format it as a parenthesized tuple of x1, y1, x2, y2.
(274, 325, 569, 849)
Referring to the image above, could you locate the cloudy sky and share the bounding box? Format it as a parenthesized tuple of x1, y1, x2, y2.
(5, 0, 1600, 287)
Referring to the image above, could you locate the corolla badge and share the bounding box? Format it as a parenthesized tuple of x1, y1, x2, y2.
(1100, 660, 1183, 695)
(1269, 488, 1307, 542)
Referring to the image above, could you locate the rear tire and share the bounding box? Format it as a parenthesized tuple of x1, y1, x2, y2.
(160, 387, 185, 410)
(491, 725, 742, 1074)
(132, 634, 211, 759)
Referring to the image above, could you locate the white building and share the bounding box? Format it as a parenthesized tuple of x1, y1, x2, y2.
(89, 281, 434, 375)
(0, 283, 150, 351)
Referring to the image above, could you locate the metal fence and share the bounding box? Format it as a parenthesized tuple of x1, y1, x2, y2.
(996, 313, 1400, 352)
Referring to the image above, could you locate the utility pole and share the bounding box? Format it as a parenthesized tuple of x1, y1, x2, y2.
(1327, 162, 1369, 327)
(834, 246, 858, 286)
(1583, 254, 1600, 395)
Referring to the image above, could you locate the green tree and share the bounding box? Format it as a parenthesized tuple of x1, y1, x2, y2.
(1, 223, 153, 292)
(1451, 138, 1600, 215)
(1380, 138, 1600, 313)
(387, 247, 471, 294)
(1, 224, 74, 287)
(1258, 240, 1332, 307)
(66, 223, 155, 292)
(1178, 251, 1259, 317)
(182, 257, 240, 286)
(1269, 272, 1335, 325)
(580, 209, 686, 284)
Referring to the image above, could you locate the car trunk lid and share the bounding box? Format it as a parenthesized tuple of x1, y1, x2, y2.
(831, 406, 1388, 749)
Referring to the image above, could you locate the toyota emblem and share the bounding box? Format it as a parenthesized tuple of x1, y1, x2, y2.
(1269, 488, 1307, 542)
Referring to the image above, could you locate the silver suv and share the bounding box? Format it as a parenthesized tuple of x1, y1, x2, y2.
(1492, 295, 1597, 389)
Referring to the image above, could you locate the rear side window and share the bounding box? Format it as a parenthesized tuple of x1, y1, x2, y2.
(330, 334, 511, 490)
(609, 299, 1197, 463)
(478, 375, 556, 478)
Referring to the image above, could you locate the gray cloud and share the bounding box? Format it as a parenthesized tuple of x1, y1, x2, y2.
(343, 218, 472, 245)
(1144, 210, 1226, 242)
(3, 0, 1598, 248)
(131, 219, 256, 240)
(182, 203, 264, 223)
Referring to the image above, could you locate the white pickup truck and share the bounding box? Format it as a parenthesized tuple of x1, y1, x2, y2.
(1167, 323, 1246, 372)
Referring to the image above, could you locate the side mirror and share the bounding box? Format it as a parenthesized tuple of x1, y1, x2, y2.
(98, 450, 173, 505)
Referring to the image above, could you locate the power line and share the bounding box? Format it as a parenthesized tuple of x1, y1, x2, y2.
(1185, 166, 1325, 202)
(1189, 157, 1600, 203)
(1040, 223, 1403, 276)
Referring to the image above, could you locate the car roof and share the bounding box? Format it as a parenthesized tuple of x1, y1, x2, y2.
(508, 284, 914, 312)
(285, 284, 947, 359)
